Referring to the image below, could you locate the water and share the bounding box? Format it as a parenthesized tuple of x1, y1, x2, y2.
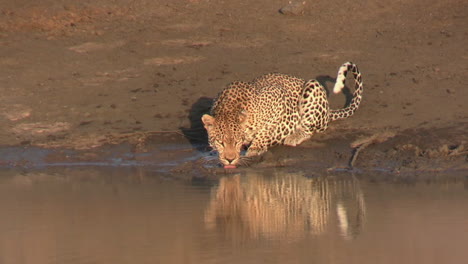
(0, 167, 467, 264)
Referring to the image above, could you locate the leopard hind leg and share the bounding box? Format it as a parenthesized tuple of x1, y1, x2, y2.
(297, 79, 331, 135)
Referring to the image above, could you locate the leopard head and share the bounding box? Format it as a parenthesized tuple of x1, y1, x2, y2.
(202, 112, 248, 167)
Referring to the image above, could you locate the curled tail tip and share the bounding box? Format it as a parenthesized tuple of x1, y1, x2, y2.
(333, 61, 356, 94)
(333, 82, 344, 94)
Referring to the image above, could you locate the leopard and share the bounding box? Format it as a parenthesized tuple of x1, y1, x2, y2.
(202, 62, 363, 168)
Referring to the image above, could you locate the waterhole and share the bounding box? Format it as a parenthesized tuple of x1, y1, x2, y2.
(0, 167, 467, 264)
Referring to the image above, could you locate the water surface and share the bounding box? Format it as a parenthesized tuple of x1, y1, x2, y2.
(0, 167, 467, 264)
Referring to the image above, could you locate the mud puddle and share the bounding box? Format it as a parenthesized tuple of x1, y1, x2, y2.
(1, 166, 467, 264)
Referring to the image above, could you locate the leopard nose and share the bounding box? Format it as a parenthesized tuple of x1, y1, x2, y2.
(225, 157, 235, 163)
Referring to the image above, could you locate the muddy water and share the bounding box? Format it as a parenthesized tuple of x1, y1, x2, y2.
(0, 167, 467, 264)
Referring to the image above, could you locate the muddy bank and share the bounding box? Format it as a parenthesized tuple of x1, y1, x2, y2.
(1, 124, 466, 179)
(0, 0, 467, 177)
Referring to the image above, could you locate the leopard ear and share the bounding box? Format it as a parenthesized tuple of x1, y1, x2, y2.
(202, 114, 216, 130)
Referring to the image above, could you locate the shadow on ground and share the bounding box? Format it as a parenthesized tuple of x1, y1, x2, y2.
(180, 96, 213, 152)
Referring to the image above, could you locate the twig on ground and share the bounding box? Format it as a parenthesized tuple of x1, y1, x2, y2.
(348, 131, 396, 168)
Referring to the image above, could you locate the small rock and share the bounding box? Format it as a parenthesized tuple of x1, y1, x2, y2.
(279, 1, 306, 16)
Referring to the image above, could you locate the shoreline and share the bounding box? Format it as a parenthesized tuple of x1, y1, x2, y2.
(1, 124, 466, 179)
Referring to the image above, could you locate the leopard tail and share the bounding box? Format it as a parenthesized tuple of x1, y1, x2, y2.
(329, 62, 363, 121)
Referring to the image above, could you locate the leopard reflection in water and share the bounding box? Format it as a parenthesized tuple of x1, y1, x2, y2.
(204, 171, 366, 242)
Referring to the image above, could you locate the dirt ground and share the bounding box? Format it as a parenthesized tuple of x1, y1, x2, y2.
(0, 0, 467, 172)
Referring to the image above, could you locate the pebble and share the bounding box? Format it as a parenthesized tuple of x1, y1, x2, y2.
(279, 1, 306, 16)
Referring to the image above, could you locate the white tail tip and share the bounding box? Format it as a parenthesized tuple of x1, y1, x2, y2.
(333, 62, 350, 94)
(333, 73, 346, 94)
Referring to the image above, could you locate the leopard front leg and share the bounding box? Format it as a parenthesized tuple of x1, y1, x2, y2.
(235, 141, 266, 166)
(283, 128, 311, 146)
(246, 141, 268, 157)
